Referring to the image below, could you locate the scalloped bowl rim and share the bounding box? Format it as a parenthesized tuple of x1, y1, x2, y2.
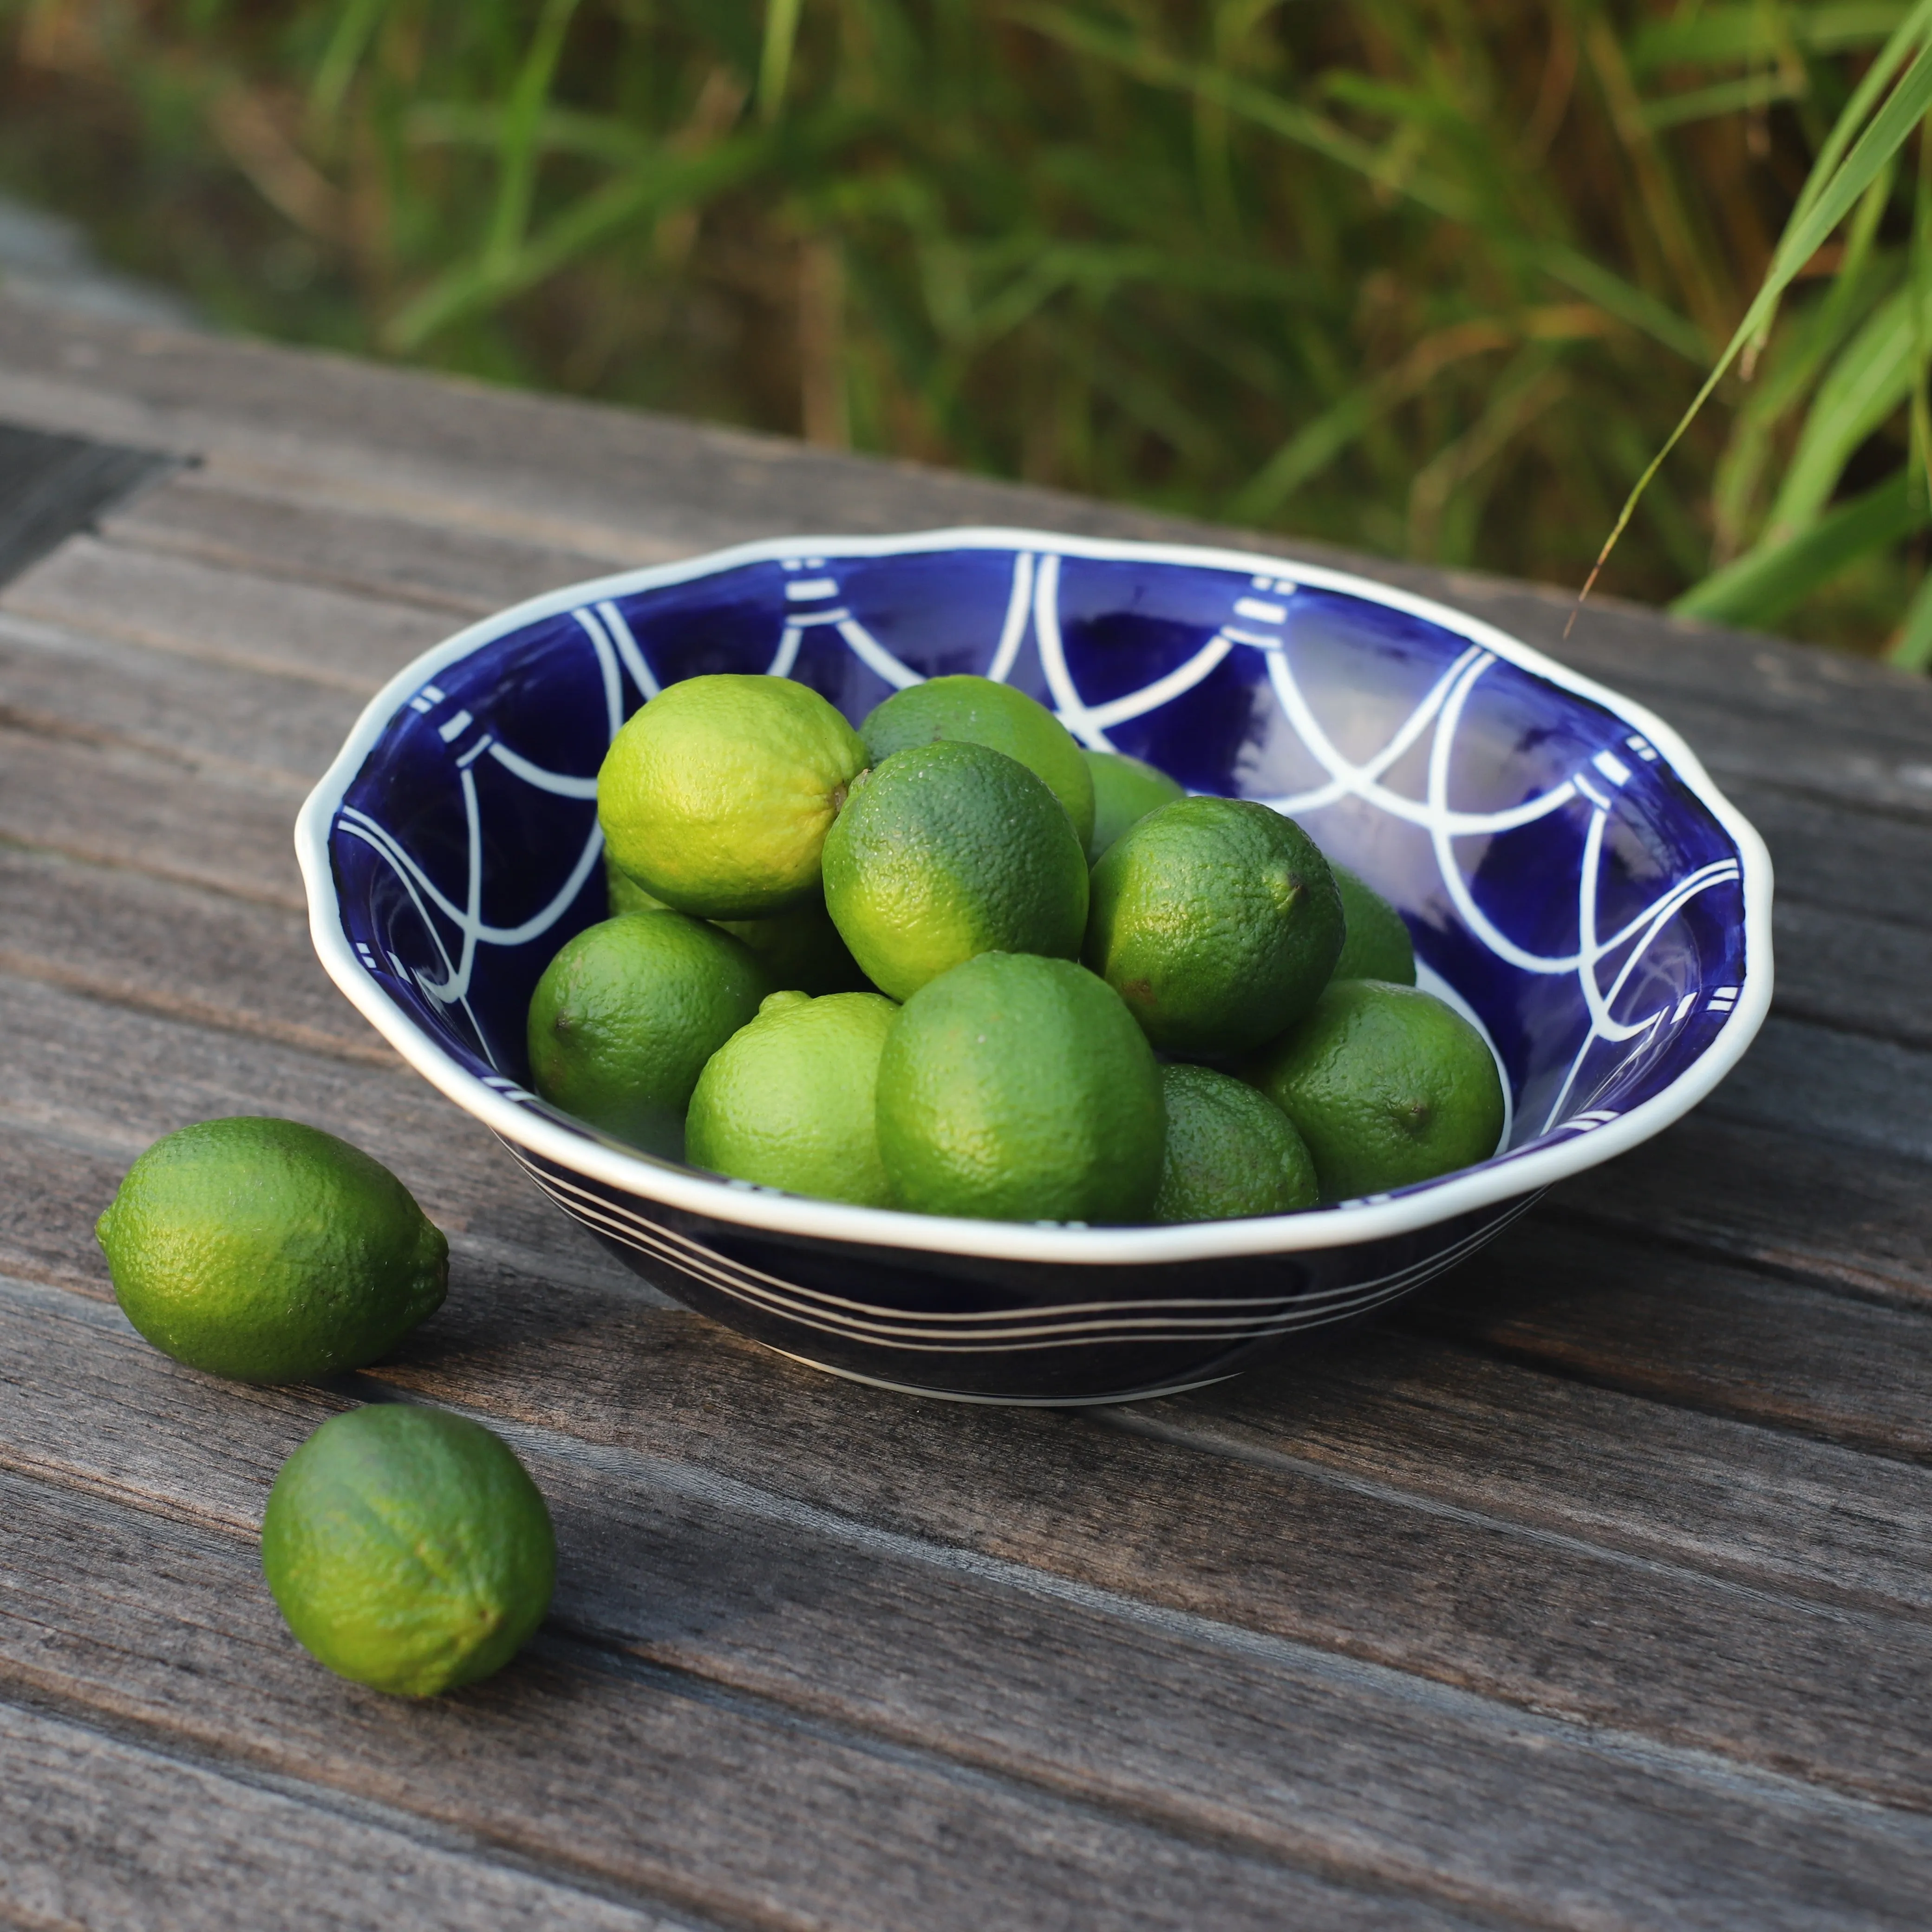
(295, 524, 1774, 1267)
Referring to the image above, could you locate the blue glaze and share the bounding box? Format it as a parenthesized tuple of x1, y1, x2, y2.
(309, 532, 1764, 1402)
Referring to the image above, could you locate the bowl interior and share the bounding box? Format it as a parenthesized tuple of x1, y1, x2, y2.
(326, 536, 1750, 1200)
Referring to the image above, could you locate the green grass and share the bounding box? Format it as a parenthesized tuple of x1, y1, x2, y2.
(5, 0, 1932, 663)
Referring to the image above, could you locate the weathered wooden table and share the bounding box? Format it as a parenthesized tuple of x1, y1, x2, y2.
(2, 290, 1930, 1931)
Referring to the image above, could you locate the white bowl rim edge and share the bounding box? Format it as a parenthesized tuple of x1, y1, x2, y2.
(294, 523, 1775, 1268)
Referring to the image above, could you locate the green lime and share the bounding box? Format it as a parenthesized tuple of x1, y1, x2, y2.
(527, 911, 771, 1154)
(1084, 796, 1344, 1056)
(605, 853, 668, 916)
(822, 740, 1089, 1002)
(686, 989, 900, 1206)
(861, 676, 1096, 851)
(605, 852, 867, 995)
(1247, 979, 1505, 1201)
(1332, 864, 1416, 985)
(261, 1404, 555, 1698)
(95, 1118, 447, 1384)
(1153, 1064, 1318, 1223)
(1083, 748, 1184, 860)
(598, 674, 868, 918)
(712, 903, 871, 997)
(875, 952, 1163, 1223)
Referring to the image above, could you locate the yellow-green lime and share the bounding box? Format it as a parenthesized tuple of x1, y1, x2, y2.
(598, 674, 868, 917)
(1083, 748, 1184, 860)
(261, 1405, 555, 1698)
(1332, 864, 1416, 985)
(1084, 796, 1344, 1056)
(95, 1117, 447, 1384)
(875, 952, 1163, 1223)
(527, 911, 770, 1154)
(605, 852, 668, 916)
(1247, 979, 1505, 1201)
(822, 740, 1089, 1002)
(861, 675, 1095, 850)
(605, 852, 866, 995)
(686, 990, 900, 1206)
(1153, 1064, 1318, 1223)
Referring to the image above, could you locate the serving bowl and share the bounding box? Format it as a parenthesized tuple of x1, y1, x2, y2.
(297, 527, 1771, 1404)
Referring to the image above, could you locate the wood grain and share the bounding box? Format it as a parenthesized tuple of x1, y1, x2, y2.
(0, 609, 360, 786)
(2, 1282, 1930, 1931)
(0, 1697, 692, 1932)
(1, 536, 448, 695)
(102, 468, 653, 618)
(0, 1349, 1487, 1932)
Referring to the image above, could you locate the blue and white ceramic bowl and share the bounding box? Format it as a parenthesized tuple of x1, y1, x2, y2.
(297, 528, 1772, 1404)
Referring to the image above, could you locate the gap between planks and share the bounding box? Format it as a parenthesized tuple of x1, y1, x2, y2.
(8, 1289, 1932, 1932)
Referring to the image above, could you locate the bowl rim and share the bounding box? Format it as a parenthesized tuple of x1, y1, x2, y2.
(295, 523, 1774, 1267)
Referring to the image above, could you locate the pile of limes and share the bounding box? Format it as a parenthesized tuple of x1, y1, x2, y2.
(533, 671, 1506, 1225)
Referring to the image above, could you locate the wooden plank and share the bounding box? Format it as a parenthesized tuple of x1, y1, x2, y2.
(0, 720, 303, 907)
(0, 535, 448, 694)
(1551, 1112, 1932, 1308)
(4, 1284, 1932, 1930)
(1410, 1215, 1932, 1460)
(1725, 779, 1932, 931)
(1167, 1325, 1932, 1618)
(0, 844, 388, 1066)
(1773, 900, 1932, 1046)
(101, 467, 654, 618)
(1709, 1014, 1932, 1165)
(0, 1697, 690, 1932)
(15, 1203, 1932, 1830)
(0, 1361, 1484, 1932)
(0, 609, 361, 787)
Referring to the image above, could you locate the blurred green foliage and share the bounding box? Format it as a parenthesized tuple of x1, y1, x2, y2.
(5, 0, 1932, 661)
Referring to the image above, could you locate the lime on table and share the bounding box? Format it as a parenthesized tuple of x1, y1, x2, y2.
(599, 674, 868, 918)
(1084, 795, 1344, 1055)
(861, 675, 1096, 851)
(261, 1404, 555, 1698)
(1083, 748, 1184, 860)
(823, 740, 1089, 1001)
(95, 1117, 447, 1384)
(1247, 978, 1505, 1200)
(1154, 1064, 1318, 1223)
(527, 910, 770, 1153)
(875, 952, 1163, 1223)
(1331, 864, 1416, 985)
(687, 989, 900, 1206)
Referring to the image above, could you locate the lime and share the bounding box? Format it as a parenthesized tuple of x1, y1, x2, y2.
(95, 1118, 446, 1384)
(261, 1404, 555, 1698)
(1084, 796, 1344, 1056)
(527, 911, 771, 1154)
(1247, 979, 1505, 1200)
(605, 853, 668, 917)
(687, 990, 900, 1206)
(605, 852, 867, 995)
(1083, 748, 1184, 860)
(861, 676, 1096, 851)
(1154, 1064, 1319, 1223)
(598, 674, 868, 918)
(875, 952, 1163, 1223)
(1332, 864, 1416, 985)
(713, 903, 871, 997)
(822, 740, 1089, 1002)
